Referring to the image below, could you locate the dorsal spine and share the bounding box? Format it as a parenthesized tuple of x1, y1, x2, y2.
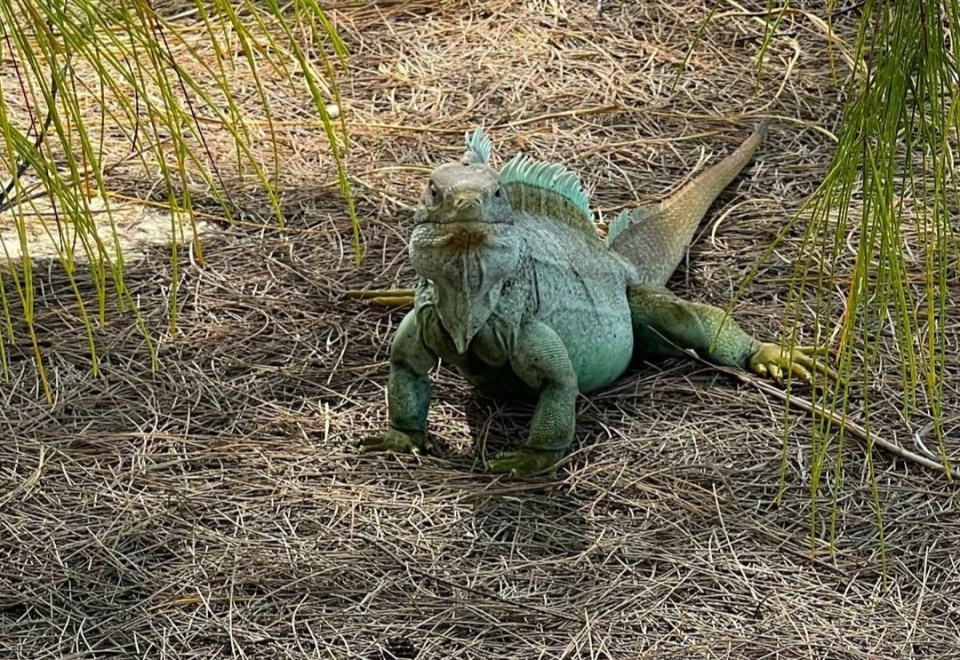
(605, 205, 657, 246)
(462, 127, 493, 165)
(500, 153, 596, 237)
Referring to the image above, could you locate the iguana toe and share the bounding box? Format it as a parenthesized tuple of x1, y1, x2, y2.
(486, 449, 563, 477)
(344, 289, 415, 307)
(749, 342, 838, 384)
(361, 428, 433, 455)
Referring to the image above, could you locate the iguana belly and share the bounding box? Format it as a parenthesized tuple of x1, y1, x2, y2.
(546, 299, 634, 393)
(441, 295, 634, 397)
(527, 246, 636, 393)
(454, 326, 632, 399)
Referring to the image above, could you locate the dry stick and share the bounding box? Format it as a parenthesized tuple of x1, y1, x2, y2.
(663, 341, 949, 474)
(496, 103, 622, 128)
(0, 444, 46, 508)
(356, 531, 581, 624)
(343, 289, 416, 306)
(732, 366, 946, 473)
(352, 104, 622, 135)
(344, 289, 416, 299)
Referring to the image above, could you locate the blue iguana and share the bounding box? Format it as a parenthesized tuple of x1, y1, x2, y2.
(349, 123, 836, 477)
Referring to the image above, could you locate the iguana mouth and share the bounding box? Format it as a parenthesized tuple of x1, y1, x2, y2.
(415, 217, 515, 231)
(416, 219, 500, 225)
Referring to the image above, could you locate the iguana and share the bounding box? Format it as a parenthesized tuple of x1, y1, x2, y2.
(350, 123, 836, 477)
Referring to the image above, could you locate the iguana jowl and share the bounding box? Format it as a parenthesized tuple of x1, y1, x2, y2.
(354, 124, 836, 477)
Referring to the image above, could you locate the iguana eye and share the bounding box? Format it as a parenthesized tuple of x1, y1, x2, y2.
(428, 182, 439, 200)
(494, 186, 502, 198)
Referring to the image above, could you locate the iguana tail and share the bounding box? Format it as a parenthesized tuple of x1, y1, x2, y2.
(607, 121, 768, 286)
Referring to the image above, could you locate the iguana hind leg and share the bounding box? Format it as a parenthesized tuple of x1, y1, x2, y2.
(486, 321, 578, 478)
(628, 284, 837, 383)
(362, 310, 439, 454)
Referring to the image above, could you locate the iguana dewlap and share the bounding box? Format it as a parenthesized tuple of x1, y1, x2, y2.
(357, 124, 835, 477)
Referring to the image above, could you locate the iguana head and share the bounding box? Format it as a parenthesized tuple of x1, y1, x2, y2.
(408, 162, 521, 354)
(413, 162, 513, 226)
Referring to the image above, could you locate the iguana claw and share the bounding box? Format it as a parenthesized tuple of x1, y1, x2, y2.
(344, 289, 415, 307)
(749, 343, 838, 384)
(486, 449, 563, 477)
(361, 428, 434, 455)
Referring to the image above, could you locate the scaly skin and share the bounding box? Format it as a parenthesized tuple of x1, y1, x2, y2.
(353, 124, 836, 478)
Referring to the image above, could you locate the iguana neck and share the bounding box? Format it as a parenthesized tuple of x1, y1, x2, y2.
(409, 222, 521, 353)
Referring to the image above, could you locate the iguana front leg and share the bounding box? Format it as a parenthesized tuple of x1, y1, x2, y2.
(486, 321, 579, 477)
(628, 284, 837, 382)
(362, 310, 439, 454)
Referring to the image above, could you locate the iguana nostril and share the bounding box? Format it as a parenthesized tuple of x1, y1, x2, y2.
(453, 195, 480, 210)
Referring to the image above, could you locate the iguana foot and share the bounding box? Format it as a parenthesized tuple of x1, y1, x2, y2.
(486, 448, 563, 477)
(749, 343, 838, 384)
(344, 289, 415, 307)
(362, 428, 434, 455)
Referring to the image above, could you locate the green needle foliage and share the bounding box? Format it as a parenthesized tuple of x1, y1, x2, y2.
(742, 0, 958, 558)
(683, 0, 958, 564)
(805, 0, 957, 545)
(0, 0, 356, 399)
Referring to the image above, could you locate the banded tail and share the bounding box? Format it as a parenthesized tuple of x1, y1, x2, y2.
(608, 122, 769, 286)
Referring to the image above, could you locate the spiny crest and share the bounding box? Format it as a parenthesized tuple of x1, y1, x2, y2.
(605, 204, 658, 246)
(500, 153, 596, 237)
(462, 127, 493, 165)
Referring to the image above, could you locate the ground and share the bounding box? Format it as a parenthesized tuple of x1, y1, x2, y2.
(2, 2, 959, 659)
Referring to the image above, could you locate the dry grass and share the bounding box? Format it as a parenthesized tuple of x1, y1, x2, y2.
(2, 1, 959, 658)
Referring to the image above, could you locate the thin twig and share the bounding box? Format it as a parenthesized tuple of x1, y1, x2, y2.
(668, 343, 950, 474)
